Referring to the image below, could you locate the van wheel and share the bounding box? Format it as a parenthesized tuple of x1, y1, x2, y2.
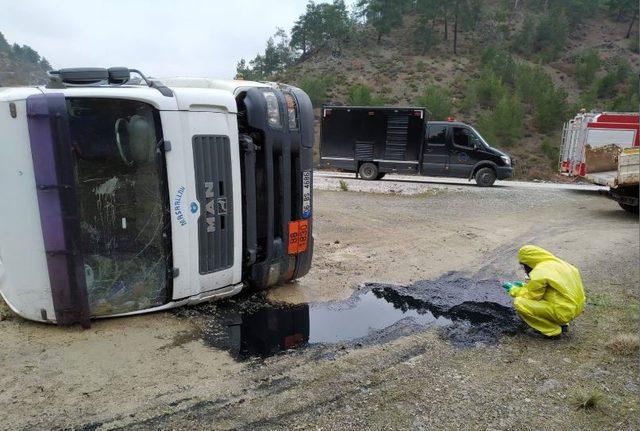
(359, 162, 379, 181)
(475, 167, 496, 187)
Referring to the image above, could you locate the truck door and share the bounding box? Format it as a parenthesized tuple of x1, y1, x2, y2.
(449, 126, 483, 177)
(421, 124, 449, 176)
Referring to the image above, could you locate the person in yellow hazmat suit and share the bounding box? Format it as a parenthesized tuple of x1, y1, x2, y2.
(502, 245, 586, 337)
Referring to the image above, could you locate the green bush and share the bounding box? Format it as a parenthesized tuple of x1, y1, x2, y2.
(607, 74, 640, 111)
(613, 56, 632, 82)
(347, 84, 385, 105)
(461, 82, 478, 112)
(513, 63, 567, 131)
(416, 85, 452, 120)
(476, 95, 524, 147)
(539, 138, 559, 169)
(596, 72, 617, 99)
(575, 50, 601, 88)
(515, 64, 549, 104)
(534, 87, 568, 133)
(475, 68, 505, 108)
(578, 86, 599, 110)
(512, 17, 536, 57)
(533, 14, 568, 62)
(629, 36, 640, 54)
(298, 75, 334, 107)
(481, 46, 517, 85)
(513, 14, 568, 62)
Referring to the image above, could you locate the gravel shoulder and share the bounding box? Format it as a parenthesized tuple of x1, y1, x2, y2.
(0, 180, 637, 430)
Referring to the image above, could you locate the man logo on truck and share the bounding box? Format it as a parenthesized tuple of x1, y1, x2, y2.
(204, 181, 216, 233)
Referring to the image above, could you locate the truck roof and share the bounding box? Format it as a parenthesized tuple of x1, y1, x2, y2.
(323, 105, 427, 111)
(429, 120, 471, 127)
(0, 84, 240, 113)
(0, 76, 276, 112)
(158, 77, 269, 95)
(0, 87, 43, 102)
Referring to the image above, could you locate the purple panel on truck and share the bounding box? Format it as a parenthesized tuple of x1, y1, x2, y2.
(26, 93, 90, 327)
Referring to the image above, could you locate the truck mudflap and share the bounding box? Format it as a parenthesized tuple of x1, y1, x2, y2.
(239, 86, 314, 289)
(26, 93, 91, 327)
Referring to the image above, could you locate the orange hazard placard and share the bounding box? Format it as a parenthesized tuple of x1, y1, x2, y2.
(288, 221, 299, 254)
(297, 220, 309, 253)
(288, 220, 309, 255)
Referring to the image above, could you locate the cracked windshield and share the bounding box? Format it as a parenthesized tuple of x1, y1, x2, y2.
(68, 98, 169, 315)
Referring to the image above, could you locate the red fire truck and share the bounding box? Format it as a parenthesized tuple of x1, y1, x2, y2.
(560, 111, 639, 213)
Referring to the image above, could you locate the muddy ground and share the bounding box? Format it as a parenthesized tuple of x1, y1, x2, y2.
(0, 178, 638, 430)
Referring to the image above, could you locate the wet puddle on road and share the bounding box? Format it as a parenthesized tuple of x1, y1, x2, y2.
(201, 287, 453, 360)
(179, 274, 524, 360)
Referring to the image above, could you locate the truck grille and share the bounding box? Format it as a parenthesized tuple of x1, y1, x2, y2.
(192, 135, 234, 274)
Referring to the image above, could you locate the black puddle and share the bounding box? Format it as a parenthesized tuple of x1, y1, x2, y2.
(180, 272, 526, 360)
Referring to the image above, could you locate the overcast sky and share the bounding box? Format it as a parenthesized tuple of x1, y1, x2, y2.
(0, 0, 330, 79)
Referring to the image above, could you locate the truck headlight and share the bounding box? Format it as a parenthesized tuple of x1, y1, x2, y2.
(501, 155, 511, 165)
(284, 93, 298, 130)
(263, 91, 281, 127)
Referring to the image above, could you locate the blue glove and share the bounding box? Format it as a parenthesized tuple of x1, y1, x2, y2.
(502, 282, 514, 292)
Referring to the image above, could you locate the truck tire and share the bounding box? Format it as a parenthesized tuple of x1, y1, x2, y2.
(376, 173, 386, 180)
(474, 167, 496, 187)
(619, 202, 639, 214)
(359, 162, 379, 181)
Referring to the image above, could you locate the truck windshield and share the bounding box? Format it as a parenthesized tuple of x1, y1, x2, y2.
(67, 98, 170, 315)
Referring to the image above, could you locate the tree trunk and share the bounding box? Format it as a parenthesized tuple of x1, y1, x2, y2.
(454, 1, 459, 54)
(444, 11, 448, 40)
(510, 0, 519, 24)
(627, 8, 638, 39)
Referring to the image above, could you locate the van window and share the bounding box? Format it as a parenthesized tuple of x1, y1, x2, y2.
(426, 125, 447, 146)
(452, 127, 479, 148)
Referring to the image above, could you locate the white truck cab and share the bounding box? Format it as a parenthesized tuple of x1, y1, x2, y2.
(0, 68, 314, 326)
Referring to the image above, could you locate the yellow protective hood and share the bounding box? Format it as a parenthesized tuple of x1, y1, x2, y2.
(517, 245, 558, 268)
(511, 245, 586, 336)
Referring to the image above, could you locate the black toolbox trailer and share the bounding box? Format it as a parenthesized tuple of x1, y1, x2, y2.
(319, 106, 514, 186)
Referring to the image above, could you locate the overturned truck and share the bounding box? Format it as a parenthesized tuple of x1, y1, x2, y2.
(0, 68, 314, 327)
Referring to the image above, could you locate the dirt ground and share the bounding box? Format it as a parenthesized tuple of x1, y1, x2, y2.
(0, 177, 638, 431)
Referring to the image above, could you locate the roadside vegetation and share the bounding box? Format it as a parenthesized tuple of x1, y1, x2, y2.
(0, 31, 51, 86)
(236, 0, 639, 180)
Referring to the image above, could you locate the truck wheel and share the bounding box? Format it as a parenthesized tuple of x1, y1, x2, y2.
(359, 162, 379, 181)
(619, 202, 639, 214)
(475, 167, 496, 187)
